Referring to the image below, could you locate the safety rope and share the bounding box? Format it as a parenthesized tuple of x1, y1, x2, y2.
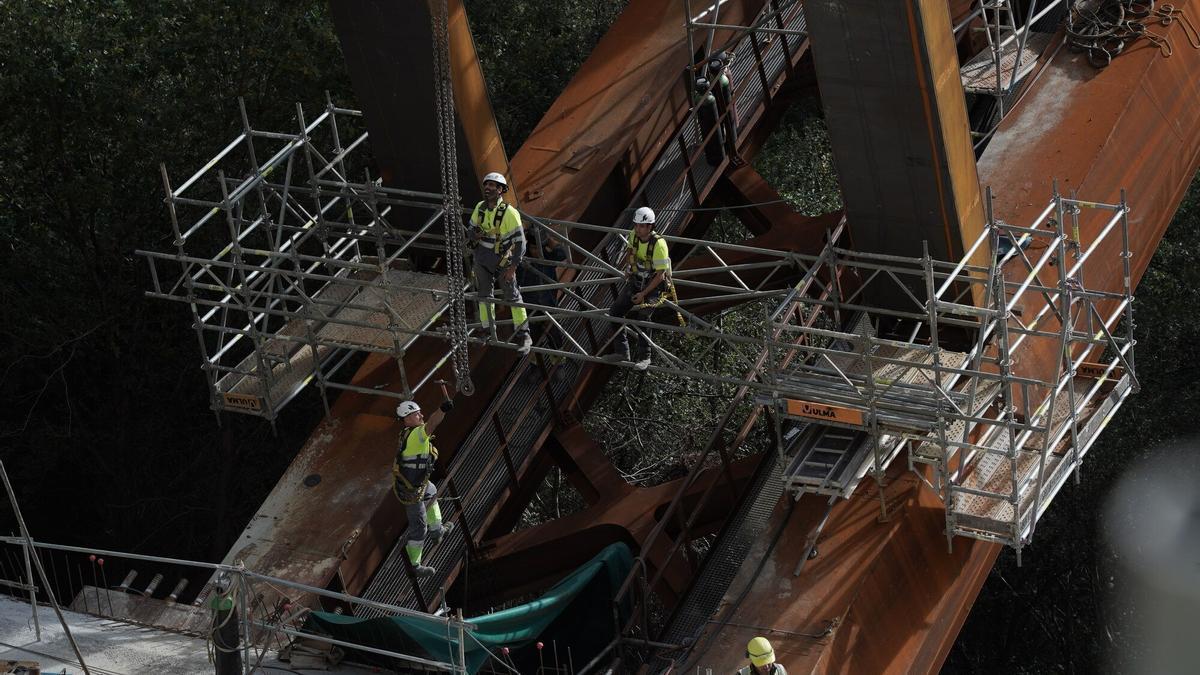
(431, 0, 474, 396)
(1067, 0, 1200, 67)
(634, 276, 687, 327)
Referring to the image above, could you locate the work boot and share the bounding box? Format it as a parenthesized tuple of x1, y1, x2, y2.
(603, 332, 631, 363)
(414, 564, 436, 578)
(633, 355, 651, 372)
(603, 348, 630, 363)
(428, 522, 455, 546)
(513, 330, 532, 355)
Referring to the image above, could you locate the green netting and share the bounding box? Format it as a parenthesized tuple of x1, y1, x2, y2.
(308, 541, 633, 672)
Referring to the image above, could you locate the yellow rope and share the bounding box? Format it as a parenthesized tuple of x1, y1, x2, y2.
(634, 275, 686, 327)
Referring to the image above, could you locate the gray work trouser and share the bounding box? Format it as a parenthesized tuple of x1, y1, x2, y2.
(473, 246, 528, 333)
(404, 481, 439, 548)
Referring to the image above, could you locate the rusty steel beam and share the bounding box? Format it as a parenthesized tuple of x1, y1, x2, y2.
(330, 0, 514, 203)
(681, 463, 1000, 673)
(513, 0, 765, 228)
(463, 423, 762, 611)
(978, 13, 1200, 392)
(678, 9, 1200, 674)
(803, 0, 988, 290)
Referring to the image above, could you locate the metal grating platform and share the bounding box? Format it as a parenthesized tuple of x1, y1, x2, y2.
(216, 268, 447, 405)
(774, 345, 974, 434)
(660, 430, 788, 647)
(961, 32, 1053, 94)
(951, 374, 1133, 543)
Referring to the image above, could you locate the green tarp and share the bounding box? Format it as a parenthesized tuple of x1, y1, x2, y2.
(309, 541, 633, 673)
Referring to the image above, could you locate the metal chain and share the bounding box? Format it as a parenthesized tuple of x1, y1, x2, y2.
(431, 0, 474, 396)
(1066, 0, 1198, 67)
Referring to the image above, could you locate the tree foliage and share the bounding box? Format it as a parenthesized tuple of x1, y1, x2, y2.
(0, 0, 352, 558)
(464, 0, 628, 148)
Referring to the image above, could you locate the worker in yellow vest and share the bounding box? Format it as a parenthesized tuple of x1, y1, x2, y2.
(738, 636, 787, 675)
(468, 172, 532, 354)
(605, 206, 670, 371)
(393, 399, 455, 578)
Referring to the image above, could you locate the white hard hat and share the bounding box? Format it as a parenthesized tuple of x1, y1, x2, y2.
(633, 206, 656, 225)
(396, 400, 421, 418)
(482, 172, 508, 188)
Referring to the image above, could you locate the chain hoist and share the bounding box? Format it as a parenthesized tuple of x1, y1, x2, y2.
(431, 0, 474, 396)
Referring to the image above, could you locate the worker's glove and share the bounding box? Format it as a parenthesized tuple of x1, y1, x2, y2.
(439, 400, 454, 413)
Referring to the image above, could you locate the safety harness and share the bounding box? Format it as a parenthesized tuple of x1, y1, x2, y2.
(472, 200, 518, 266)
(392, 426, 438, 505)
(629, 232, 686, 327)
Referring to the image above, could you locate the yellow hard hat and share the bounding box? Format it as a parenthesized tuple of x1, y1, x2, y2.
(747, 636, 775, 667)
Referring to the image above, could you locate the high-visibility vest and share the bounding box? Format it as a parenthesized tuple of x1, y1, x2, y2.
(626, 231, 670, 276)
(392, 424, 438, 503)
(470, 199, 524, 255)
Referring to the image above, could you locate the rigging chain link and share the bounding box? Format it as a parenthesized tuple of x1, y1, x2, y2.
(431, 0, 474, 396)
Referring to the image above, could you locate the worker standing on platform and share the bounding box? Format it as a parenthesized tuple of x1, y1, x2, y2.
(605, 206, 670, 371)
(393, 398, 455, 578)
(468, 171, 532, 354)
(738, 637, 787, 675)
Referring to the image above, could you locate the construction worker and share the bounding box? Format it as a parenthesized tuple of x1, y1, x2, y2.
(738, 637, 787, 675)
(393, 399, 455, 578)
(694, 77, 726, 166)
(468, 171, 532, 354)
(605, 206, 670, 371)
(517, 227, 570, 352)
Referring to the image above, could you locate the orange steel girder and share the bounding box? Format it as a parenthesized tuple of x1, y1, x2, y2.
(463, 422, 761, 610)
(678, 7, 1200, 675)
(802, 0, 988, 283)
(682, 463, 999, 674)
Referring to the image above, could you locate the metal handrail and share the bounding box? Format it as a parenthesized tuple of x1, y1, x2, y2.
(0, 536, 474, 673)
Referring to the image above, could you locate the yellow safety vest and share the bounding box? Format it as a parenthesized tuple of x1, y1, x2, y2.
(393, 425, 438, 503)
(470, 199, 523, 254)
(626, 231, 670, 275)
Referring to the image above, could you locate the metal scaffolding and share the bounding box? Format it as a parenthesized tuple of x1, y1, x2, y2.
(136, 94, 1136, 558)
(137, 98, 464, 420)
(763, 187, 1137, 559)
(137, 0, 811, 423)
(956, 0, 1067, 146)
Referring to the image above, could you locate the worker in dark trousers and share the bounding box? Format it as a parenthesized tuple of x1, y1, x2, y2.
(393, 398, 455, 578)
(517, 228, 570, 351)
(469, 171, 532, 354)
(605, 207, 670, 371)
(694, 77, 726, 166)
(708, 53, 744, 165)
(738, 636, 788, 674)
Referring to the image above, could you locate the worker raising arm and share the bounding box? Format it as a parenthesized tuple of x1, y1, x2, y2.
(393, 396, 456, 578)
